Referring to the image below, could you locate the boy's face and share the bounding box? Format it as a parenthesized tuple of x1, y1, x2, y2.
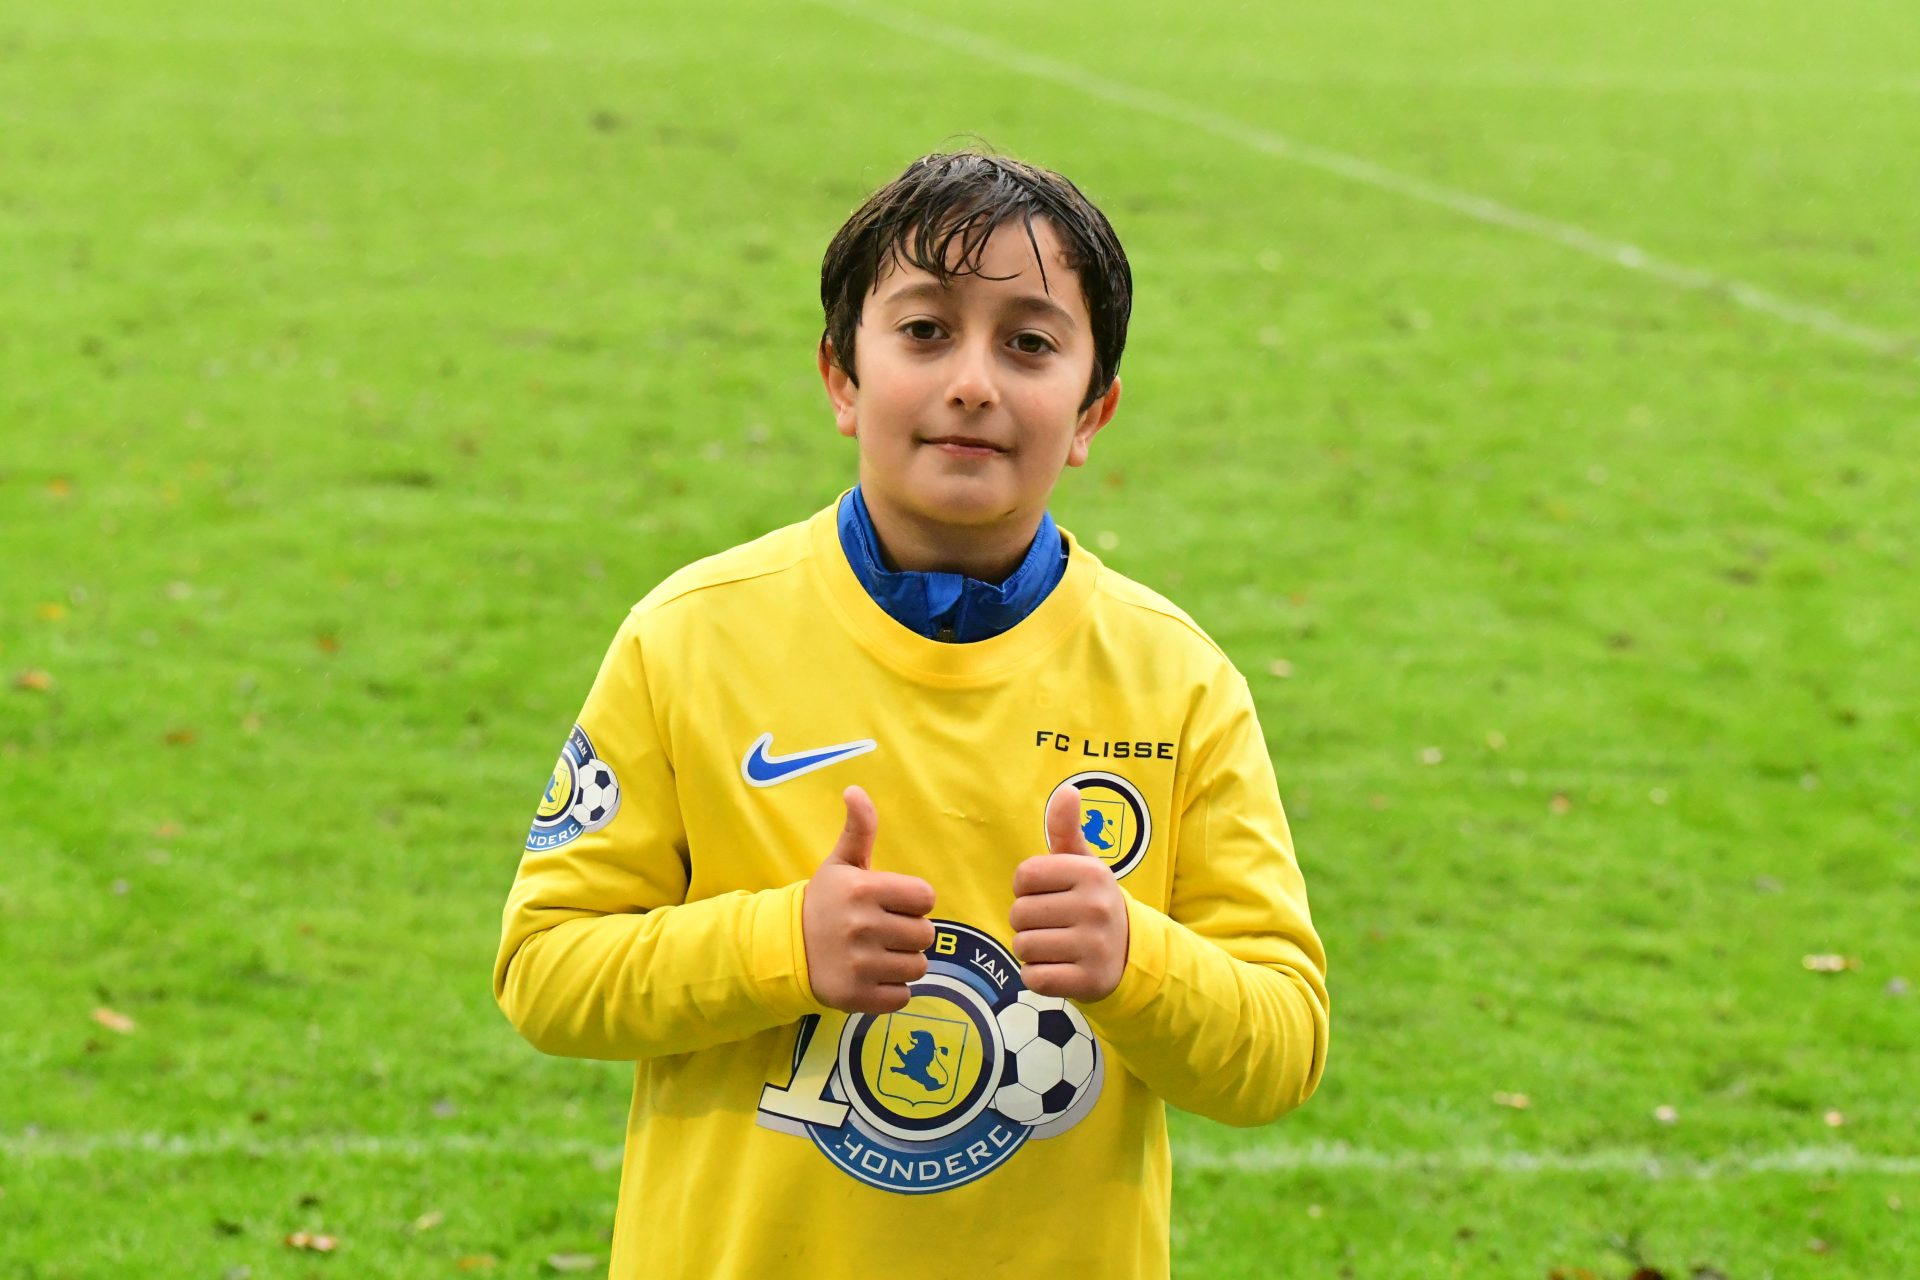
(819, 217, 1121, 549)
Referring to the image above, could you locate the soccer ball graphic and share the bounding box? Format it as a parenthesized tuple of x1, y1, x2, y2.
(569, 758, 620, 830)
(992, 990, 1097, 1125)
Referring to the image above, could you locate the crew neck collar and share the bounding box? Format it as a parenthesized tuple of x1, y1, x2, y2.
(810, 492, 1101, 685)
(836, 486, 1067, 644)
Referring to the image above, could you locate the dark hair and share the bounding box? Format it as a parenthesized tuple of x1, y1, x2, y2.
(820, 150, 1132, 412)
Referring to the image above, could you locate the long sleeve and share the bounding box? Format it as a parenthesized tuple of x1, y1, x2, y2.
(1077, 670, 1330, 1127)
(492, 608, 829, 1060)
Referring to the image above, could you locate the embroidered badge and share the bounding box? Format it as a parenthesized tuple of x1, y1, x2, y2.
(526, 724, 621, 852)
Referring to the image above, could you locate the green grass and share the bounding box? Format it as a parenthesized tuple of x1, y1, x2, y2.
(3, 0, 1917, 1275)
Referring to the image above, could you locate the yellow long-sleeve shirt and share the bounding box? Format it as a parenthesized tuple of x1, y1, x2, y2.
(494, 496, 1329, 1279)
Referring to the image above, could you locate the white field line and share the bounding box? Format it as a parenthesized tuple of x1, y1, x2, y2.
(4, 1132, 1918, 1177)
(806, 0, 1916, 361)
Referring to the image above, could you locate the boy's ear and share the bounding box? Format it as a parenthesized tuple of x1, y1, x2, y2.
(1066, 376, 1122, 468)
(818, 339, 859, 438)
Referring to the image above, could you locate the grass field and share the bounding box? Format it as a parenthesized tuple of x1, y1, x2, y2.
(3, 0, 1917, 1275)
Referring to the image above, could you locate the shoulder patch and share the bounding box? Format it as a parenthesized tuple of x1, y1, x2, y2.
(526, 724, 621, 852)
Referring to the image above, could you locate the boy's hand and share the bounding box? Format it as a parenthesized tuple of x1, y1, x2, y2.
(1009, 786, 1130, 1001)
(802, 786, 937, 1015)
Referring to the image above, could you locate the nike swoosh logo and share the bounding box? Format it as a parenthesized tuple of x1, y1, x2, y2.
(740, 732, 877, 788)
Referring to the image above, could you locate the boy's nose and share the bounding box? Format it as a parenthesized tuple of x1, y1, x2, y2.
(944, 342, 998, 411)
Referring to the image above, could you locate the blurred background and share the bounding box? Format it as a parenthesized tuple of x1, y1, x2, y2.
(2, 0, 1915, 1275)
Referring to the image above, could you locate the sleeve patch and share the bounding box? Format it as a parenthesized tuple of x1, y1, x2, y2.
(526, 723, 622, 851)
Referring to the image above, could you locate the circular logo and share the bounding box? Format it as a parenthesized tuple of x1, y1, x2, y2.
(799, 920, 1103, 1194)
(1047, 771, 1151, 879)
(525, 724, 621, 852)
(838, 973, 997, 1143)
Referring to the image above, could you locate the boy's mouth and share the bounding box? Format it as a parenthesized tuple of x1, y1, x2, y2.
(924, 435, 1006, 455)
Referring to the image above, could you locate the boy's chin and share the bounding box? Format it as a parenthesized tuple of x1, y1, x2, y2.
(898, 480, 1028, 529)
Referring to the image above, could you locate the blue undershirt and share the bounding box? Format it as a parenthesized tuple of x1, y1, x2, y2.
(836, 486, 1067, 644)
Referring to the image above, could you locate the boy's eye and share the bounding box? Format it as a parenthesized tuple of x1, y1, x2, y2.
(1011, 332, 1056, 355)
(901, 320, 943, 341)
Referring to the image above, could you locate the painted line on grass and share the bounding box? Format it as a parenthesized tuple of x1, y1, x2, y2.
(5, 1132, 1917, 1177)
(806, 0, 1915, 360)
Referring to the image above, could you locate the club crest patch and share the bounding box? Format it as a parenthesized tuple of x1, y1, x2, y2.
(1048, 771, 1151, 879)
(526, 724, 621, 852)
(755, 920, 1104, 1194)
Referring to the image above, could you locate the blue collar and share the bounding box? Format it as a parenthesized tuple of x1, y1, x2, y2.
(836, 486, 1067, 643)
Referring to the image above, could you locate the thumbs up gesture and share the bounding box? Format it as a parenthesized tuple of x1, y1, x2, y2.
(802, 786, 938, 1015)
(1009, 785, 1130, 1001)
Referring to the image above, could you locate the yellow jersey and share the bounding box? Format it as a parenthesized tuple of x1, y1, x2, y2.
(494, 495, 1329, 1279)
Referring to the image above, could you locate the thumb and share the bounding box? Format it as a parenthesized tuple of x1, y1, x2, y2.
(1046, 784, 1094, 857)
(826, 784, 878, 870)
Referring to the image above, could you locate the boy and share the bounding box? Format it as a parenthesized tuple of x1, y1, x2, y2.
(494, 150, 1329, 1279)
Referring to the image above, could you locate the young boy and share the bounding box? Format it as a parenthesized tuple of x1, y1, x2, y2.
(494, 150, 1329, 1279)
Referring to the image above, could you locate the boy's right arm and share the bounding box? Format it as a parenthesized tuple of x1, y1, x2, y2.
(493, 610, 933, 1060)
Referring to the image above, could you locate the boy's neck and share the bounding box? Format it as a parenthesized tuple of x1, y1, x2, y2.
(859, 489, 1042, 585)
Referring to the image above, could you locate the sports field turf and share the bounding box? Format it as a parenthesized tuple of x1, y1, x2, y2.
(2, 0, 1916, 1275)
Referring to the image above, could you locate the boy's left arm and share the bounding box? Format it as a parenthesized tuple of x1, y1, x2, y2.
(1075, 671, 1330, 1128)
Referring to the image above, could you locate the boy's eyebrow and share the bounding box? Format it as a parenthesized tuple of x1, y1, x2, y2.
(877, 280, 1079, 331)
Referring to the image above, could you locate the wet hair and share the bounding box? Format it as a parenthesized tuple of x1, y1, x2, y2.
(820, 149, 1132, 412)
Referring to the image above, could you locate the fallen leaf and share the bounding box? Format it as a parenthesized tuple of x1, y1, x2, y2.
(1653, 1105, 1678, 1125)
(37, 602, 67, 621)
(12, 669, 54, 692)
(285, 1231, 338, 1252)
(1419, 746, 1444, 765)
(1807, 1239, 1830, 1254)
(1628, 1269, 1667, 1280)
(1802, 954, 1860, 973)
(1823, 1110, 1845, 1127)
(1493, 1091, 1531, 1110)
(164, 728, 197, 746)
(545, 1255, 599, 1273)
(154, 821, 182, 840)
(91, 1007, 136, 1034)
(409, 1209, 444, 1233)
(1267, 658, 1294, 679)
(48, 478, 72, 498)
(316, 633, 341, 654)
(1549, 793, 1572, 815)
(456, 1257, 499, 1272)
